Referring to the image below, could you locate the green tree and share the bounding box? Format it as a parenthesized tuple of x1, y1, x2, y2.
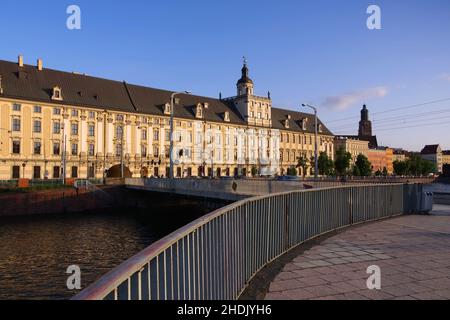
(296, 153, 310, 178)
(382, 167, 388, 176)
(287, 166, 298, 176)
(354, 154, 372, 176)
(407, 154, 423, 176)
(421, 160, 436, 175)
(352, 165, 361, 177)
(393, 160, 409, 176)
(318, 152, 334, 176)
(251, 166, 259, 177)
(334, 147, 352, 176)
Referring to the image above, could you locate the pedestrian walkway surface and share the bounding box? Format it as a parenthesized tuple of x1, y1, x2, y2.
(265, 205, 450, 300)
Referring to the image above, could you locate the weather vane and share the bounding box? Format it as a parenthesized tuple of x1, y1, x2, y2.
(243, 56, 247, 65)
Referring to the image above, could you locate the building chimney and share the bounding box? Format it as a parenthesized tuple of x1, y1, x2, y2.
(37, 58, 43, 71)
(18, 55, 24, 67)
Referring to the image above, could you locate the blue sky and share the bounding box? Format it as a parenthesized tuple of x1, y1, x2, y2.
(1, 0, 449, 151)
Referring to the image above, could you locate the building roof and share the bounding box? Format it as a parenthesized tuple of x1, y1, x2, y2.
(442, 150, 450, 156)
(421, 145, 441, 155)
(0, 58, 332, 135)
(271, 107, 333, 136)
(340, 135, 378, 149)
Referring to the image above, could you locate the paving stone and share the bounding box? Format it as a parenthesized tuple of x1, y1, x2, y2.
(309, 260, 332, 267)
(264, 214, 450, 301)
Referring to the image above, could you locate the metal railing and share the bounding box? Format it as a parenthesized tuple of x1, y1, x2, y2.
(73, 184, 417, 301)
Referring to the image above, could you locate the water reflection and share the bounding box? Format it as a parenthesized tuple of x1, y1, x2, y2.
(0, 196, 215, 300)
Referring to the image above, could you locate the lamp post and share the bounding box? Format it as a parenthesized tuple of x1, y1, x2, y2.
(302, 103, 318, 181)
(169, 91, 191, 179)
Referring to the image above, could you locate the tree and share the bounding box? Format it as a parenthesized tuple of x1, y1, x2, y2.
(393, 160, 409, 176)
(287, 166, 298, 176)
(421, 160, 436, 175)
(251, 165, 259, 177)
(382, 167, 388, 176)
(354, 154, 372, 176)
(318, 152, 334, 176)
(334, 147, 352, 176)
(296, 153, 310, 178)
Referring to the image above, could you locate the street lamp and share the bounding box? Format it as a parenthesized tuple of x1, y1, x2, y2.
(169, 91, 191, 179)
(302, 103, 318, 181)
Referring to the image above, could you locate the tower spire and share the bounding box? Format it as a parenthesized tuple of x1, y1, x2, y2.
(237, 57, 253, 95)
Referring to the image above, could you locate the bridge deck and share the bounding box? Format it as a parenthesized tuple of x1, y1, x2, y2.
(263, 206, 450, 300)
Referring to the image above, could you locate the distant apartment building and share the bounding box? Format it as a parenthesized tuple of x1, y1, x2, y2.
(442, 150, 450, 165)
(367, 147, 394, 174)
(334, 136, 369, 164)
(420, 145, 443, 174)
(392, 149, 407, 162)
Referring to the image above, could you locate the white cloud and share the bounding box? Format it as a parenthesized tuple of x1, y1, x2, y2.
(321, 86, 389, 111)
(439, 73, 450, 82)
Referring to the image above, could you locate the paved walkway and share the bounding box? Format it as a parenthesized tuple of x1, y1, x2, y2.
(265, 205, 450, 300)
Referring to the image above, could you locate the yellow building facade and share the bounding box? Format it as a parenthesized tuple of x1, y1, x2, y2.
(0, 56, 334, 180)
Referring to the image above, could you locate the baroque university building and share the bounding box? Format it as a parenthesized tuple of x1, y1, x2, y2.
(0, 56, 334, 180)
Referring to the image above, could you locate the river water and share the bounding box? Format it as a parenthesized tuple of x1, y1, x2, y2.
(0, 195, 217, 300)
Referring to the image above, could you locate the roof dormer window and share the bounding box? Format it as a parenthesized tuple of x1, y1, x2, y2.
(164, 103, 171, 115)
(224, 111, 230, 122)
(52, 86, 62, 101)
(318, 124, 323, 133)
(0, 75, 3, 95)
(196, 103, 203, 119)
(284, 119, 290, 129)
(302, 118, 308, 131)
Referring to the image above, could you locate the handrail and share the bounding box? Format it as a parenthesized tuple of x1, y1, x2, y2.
(73, 183, 419, 300)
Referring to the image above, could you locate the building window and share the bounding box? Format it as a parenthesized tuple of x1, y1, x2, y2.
(153, 129, 159, 141)
(71, 166, 78, 178)
(89, 111, 95, 119)
(153, 146, 159, 157)
(12, 166, 20, 179)
(53, 121, 61, 134)
(88, 144, 95, 156)
(71, 123, 78, 135)
(116, 126, 124, 140)
(71, 143, 78, 156)
(52, 86, 62, 100)
(12, 103, 21, 112)
(116, 114, 124, 121)
(34, 141, 41, 155)
(141, 145, 147, 157)
(88, 165, 95, 178)
(53, 108, 61, 115)
(142, 129, 147, 140)
(196, 104, 203, 118)
(53, 142, 60, 155)
(115, 144, 122, 157)
(12, 140, 20, 154)
(164, 103, 171, 115)
(88, 124, 95, 137)
(165, 129, 170, 142)
(34, 105, 42, 113)
(53, 166, 60, 178)
(33, 120, 41, 133)
(33, 166, 41, 179)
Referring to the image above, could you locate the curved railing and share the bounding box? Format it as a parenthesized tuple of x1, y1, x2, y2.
(73, 184, 418, 300)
